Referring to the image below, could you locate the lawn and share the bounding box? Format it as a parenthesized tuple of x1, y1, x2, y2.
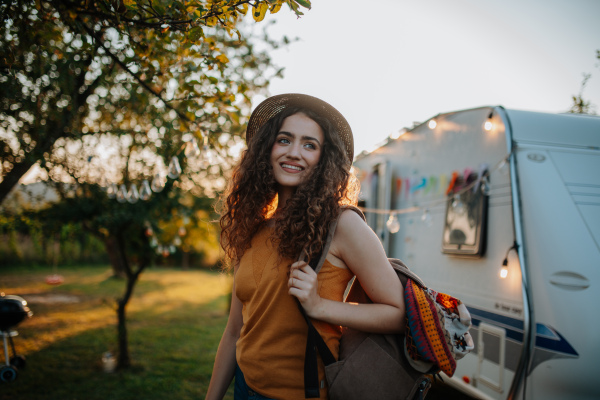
(0, 265, 233, 400)
(0, 265, 472, 400)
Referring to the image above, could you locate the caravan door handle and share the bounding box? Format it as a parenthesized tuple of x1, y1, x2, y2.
(549, 271, 590, 291)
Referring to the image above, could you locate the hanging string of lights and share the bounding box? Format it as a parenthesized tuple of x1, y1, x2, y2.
(102, 133, 219, 204)
(359, 153, 511, 234)
(98, 131, 219, 256)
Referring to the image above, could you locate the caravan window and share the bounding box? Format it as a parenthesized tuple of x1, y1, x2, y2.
(442, 172, 489, 256)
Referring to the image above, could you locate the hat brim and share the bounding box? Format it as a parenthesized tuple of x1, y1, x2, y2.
(245, 93, 354, 163)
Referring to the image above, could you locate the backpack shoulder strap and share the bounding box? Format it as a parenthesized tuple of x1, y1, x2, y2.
(346, 258, 426, 303)
(340, 204, 366, 221)
(298, 205, 366, 274)
(388, 258, 427, 288)
(298, 204, 366, 398)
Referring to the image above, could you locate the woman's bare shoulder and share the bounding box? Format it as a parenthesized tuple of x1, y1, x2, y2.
(337, 207, 368, 233)
(338, 208, 367, 226)
(330, 208, 381, 257)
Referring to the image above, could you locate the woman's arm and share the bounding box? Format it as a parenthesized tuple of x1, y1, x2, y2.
(288, 209, 405, 333)
(205, 270, 244, 400)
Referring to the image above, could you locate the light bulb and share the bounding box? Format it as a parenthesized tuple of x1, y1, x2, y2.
(139, 179, 152, 200)
(481, 180, 491, 196)
(500, 266, 508, 279)
(184, 138, 200, 158)
(151, 173, 166, 192)
(386, 214, 400, 233)
(498, 159, 509, 175)
(199, 145, 213, 169)
(452, 196, 466, 215)
(116, 184, 127, 203)
(428, 119, 437, 129)
(484, 121, 493, 131)
(127, 184, 139, 204)
(421, 209, 432, 227)
(167, 156, 182, 179)
(107, 183, 118, 199)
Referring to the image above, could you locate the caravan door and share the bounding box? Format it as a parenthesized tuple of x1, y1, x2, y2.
(365, 161, 392, 253)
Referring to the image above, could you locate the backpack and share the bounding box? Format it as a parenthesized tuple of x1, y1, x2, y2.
(298, 206, 474, 400)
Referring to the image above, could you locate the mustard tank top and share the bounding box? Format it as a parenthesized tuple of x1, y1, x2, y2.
(235, 225, 353, 400)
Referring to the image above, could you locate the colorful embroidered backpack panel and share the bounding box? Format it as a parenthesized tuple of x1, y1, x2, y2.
(403, 278, 474, 377)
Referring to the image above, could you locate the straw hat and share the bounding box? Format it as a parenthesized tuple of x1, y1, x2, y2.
(245, 93, 354, 163)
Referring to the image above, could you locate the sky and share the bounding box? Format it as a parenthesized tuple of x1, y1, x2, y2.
(252, 0, 600, 156)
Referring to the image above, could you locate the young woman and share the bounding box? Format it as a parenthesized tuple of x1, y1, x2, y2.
(205, 94, 405, 400)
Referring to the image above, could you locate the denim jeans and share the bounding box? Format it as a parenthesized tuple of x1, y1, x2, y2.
(234, 364, 276, 400)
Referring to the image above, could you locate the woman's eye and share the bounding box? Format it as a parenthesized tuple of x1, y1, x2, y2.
(277, 137, 290, 144)
(304, 142, 316, 150)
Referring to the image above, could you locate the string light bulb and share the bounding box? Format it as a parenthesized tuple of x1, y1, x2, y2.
(386, 213, 400, 233)
(127, 184, 139, 204)
(500, 242, 518, 279)
(500, 259, 509, 279)
(421, 209, 432, 227)
(107, 183, 118, 199)
(116, 184, 127, 203)
(184, 138, 201, 158)
(167, 156, 182, 179)
(391, 128, 408, 140)
(151, 173, 166, 192)
(428, 119, 437, 129)
(452, 195, 466, 215)
(139, 179, 152, 201)
(498, 157, 509, 175)
(484, 110, 494, 132)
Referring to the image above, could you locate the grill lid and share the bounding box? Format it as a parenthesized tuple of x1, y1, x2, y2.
(0, 293, 33, 331)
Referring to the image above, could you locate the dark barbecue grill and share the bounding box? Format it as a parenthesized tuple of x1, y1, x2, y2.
(0, 293, 32, 382)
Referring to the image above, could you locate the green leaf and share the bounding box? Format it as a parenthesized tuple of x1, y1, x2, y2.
(188, 27, 204, 42)
(293, 0, 311, 9)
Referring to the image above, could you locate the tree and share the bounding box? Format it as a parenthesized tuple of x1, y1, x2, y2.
(1, 0, 313, 368)
(36, 179, 220, 368)
(0, 0, 310, 205)
(569, 73, 595, 114)
(569, 48, 600, 115)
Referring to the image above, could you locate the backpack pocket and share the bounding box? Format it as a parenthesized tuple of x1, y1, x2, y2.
(326, 335, 430, 400)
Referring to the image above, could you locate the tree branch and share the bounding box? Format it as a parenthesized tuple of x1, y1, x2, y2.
(76, 17, 192, 127)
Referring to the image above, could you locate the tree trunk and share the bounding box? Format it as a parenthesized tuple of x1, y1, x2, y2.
(182, 250, 190, 269)
(114, 229, 150, 369)
(116, 273, 138, 369)
(104, 236, 127, 278)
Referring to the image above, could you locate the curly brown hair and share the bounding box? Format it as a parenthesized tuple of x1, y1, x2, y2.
(219, 107, 360, 265)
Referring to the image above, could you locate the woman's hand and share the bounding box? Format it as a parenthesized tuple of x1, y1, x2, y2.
(288, 260, 322, 317)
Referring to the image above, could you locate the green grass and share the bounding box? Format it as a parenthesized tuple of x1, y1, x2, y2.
(0, 265, 234, 400)
(0, 265, 471, 400)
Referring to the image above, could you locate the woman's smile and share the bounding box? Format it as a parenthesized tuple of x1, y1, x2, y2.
(280, 162, 304, 172)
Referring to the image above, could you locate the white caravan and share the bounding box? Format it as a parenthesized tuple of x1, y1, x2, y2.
(353, 107, 600, 400)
